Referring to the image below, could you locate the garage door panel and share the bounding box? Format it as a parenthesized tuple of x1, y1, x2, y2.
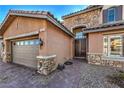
(12, 39, 39, 68)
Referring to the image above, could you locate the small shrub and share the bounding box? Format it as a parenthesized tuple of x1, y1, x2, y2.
(107, 71, 124, 88)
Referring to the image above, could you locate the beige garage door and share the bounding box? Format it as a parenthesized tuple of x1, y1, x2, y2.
(12, 39, 40, 68)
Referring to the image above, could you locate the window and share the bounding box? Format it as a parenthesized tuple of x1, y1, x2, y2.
(20, 41, 24, 45)
(24, 41, 29, 45)
(29, 40, 34, 45)
(103, 35, 124, 57)
(75, 32, 83, 39)
(110, 36, 122, 56)
(108, 8, 115, 22)
(34, 39, 40, 45)
(15, 39, 40, 46)
(103, 36, 108, 56)
(16, 42, 20, 45)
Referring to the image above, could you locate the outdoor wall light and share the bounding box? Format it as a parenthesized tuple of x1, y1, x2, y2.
(1, 42, 4, 47)
(39, 38, 43, 46)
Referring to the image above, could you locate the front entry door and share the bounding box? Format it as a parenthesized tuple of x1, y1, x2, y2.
(75, 38, 86, 58)
(73, 26, 87, 58)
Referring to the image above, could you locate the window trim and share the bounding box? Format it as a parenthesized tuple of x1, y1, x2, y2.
(75, 32, 86, 39)
(108, 35, 122, 57)
(14, 39, 40, 46)
(103, 34, 124, 58)
(107, 8, 116, 23)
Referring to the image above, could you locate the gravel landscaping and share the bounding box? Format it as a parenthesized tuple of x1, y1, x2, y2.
(0, 59, 122, 88)
(107, 70, 124, 88)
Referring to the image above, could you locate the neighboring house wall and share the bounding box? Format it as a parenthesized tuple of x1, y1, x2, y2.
(46, 21, 74, 64)
(63, 8, 102, 31)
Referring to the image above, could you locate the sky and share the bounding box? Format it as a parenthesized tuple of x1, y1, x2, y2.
(0, 5, 88, 23)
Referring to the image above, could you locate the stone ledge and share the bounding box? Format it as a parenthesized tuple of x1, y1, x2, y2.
(37, 55, 58, 75)
(87, 53, 124, 68)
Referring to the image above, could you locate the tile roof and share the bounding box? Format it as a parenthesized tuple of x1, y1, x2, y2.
(84, 21, 124, 33)
(9, 9, 61, 25)
(0, 10, 74, 37)
(62, 5, 103, 19)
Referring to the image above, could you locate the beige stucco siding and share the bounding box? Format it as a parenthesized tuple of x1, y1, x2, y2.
(46, 21, 74, 64)
(87, 29, 124, 67)
(2, 16, 47, 62)
(3, 16, 46, 38)
(2, 16, 74, 64)
(88, 32, 103, 54)
(88, 29, 124, 54)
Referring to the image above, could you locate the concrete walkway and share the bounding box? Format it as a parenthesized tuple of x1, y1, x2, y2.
(0, 60, 120, 88)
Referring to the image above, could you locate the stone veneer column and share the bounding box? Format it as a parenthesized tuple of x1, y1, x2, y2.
(2, 40, 11, 63)
(36, 55, 58, 75)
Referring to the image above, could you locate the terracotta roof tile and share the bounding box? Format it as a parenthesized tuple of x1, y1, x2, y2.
(0, 10, 74, 37)
(84, 21, 124, 33)
(7, 10, 64, 27)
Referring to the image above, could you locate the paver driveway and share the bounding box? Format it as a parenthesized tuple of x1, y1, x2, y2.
(0, 59, 121, 88)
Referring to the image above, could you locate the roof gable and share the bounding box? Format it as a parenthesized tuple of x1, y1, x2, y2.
(0, 10, 74, 37)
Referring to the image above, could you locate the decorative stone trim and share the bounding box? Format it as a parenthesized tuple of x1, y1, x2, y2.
(87, 53, 124, 67)
(36, 55, 58, 75)
(2, 52, 11, 63)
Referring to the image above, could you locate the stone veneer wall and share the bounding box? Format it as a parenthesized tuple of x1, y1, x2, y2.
(63, 9, 102, 31)
(37, 55, 58, 75)
(87, 53, 124, 68)
(2, 52, 11, 63)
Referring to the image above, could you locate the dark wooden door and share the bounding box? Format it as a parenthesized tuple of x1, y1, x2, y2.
(75, 38, 86, 58)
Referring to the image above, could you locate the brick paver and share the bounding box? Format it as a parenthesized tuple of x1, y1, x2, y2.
(0, 60, 120, 88)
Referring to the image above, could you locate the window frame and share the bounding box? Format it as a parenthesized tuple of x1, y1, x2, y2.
(20, 41, 24, 45)
(75, 32, 86, 39)
(103, 34, 124, 58)
(107, 8, 116, 23)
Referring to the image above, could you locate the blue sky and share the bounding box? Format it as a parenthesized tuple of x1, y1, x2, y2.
(0, 5, 87, 23)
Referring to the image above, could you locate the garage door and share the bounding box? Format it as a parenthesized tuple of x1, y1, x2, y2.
(12, 39, 40, 68)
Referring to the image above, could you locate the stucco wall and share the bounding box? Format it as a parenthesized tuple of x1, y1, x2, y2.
(88, 29, 124, 54)
(46, 21, 74, 64)
(3, 16, 47, 62)
(88, 29, 124, 67)
(2, 16, 74, 64)
(63, 9, 102, 32)
(88, 32, 103, 54)
(3, 16, 46, 38)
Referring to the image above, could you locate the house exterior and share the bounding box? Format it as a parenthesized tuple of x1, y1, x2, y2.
(62, 5, 103, 59)
(0, 10, 74, 68)
(0, 5, 124, 70)
(63, 5, 124, 67)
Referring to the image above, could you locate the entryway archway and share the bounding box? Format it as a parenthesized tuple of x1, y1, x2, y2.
(72, 25, 86, 59)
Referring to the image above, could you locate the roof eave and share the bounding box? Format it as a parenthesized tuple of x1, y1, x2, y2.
(83, 25, 124, 34)
(62, 6, 103, 19)
(0, 11, 75, 38)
